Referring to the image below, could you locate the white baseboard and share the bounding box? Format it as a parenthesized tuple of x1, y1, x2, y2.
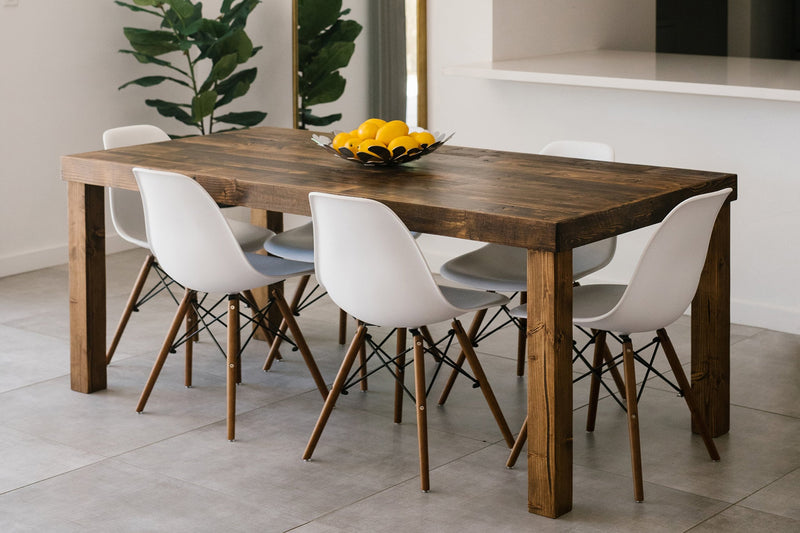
(0, 235, 135, 278)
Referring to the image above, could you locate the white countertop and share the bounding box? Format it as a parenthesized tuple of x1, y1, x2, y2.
(444, 49, 800, 102)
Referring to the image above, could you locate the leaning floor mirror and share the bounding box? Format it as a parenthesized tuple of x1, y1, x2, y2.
(292, 0, 427, 130)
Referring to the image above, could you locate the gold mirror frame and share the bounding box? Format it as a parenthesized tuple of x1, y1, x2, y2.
(291, 0, 428, 129)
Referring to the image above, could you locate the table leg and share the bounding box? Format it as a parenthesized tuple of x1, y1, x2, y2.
(526, 249, 573, 517)
(250, 209, 284, 338)
(691, 202, 730, 437)
(68, 182, 107, 393)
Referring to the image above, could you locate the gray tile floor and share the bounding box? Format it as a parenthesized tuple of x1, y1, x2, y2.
(0, 249, 798, 532)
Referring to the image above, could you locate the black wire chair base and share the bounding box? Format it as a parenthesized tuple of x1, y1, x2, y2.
(167, 292, 298, 368)
(340, 326, 480, 402)
(133, 261, 184, 312)
(574, 328, 682, 412)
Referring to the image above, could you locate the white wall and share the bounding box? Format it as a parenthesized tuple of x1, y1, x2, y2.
(0, 0, 298, 276)
(492, 0, 654, 59)
(424, 0, 800, 334)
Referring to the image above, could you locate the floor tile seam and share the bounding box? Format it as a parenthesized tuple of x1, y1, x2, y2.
(682, 501, 738, 532)
(733, 466, 800, 514)
(728, 402, 800, 421)
(279, 444, 499, 533)
(0, 453, 117, 498)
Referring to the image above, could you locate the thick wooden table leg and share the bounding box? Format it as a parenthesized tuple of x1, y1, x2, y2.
(526, 249, 573, 518)
(691, 202, 730, 437)
(68, 182, 107, 393)
(250, 209, 284, 340)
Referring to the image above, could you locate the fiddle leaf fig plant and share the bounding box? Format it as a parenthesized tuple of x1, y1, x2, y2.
(116, 0, 266, 135)
(297, 0, 362, 128)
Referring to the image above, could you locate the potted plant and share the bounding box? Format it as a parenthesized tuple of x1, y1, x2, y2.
(116, 0, 266, 136)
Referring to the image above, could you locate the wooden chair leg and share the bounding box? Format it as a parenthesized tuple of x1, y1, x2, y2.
(657, 329, 720, 461)
(260, 276, 309, 369)
(136, 288, 193, 413)
(271, 288, 329, 400)
(263, 318, 287, 371)
(516, 292, 527, 376)
(394, 328, 407, 423)
(226, 295, 240, 442)
(506, 416, 528, 468)
(621, 336, 644, 502)
(303, 325, 367, 460)
(437, 309, 486, 405)
(586, 330, 607, 432)
(453, 319, 515, 447)
(338, 308, 348, 345)
(185, 291, 197, 388)
(413, 333, 430, 492)
(358, 320, 368, 391)
(107, 253, 155, 365)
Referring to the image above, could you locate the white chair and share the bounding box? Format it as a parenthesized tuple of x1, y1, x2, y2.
(302, 192, 515, 492)
(103, 125, 274, 364)
(263, 221, 422, 392)
(132, 167, 329, 441)
(437, 141, 619, 401)
(506, 188, 731, 502)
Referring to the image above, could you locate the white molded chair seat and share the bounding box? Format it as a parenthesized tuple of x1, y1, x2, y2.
(507, 188, 732, 502)
(302, 192, 514, 493)
(264, 221, 315, 263)
(103, 125, 274, 365)
(132, 167, 328, 441)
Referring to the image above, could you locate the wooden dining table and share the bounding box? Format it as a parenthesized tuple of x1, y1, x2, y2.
(61, 126, 736, 518)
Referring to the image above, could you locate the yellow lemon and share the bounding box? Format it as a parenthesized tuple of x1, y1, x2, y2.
(356, 121, 380, 140)
(363, 118, 387, 128)
(331, 132, 353, 150)
(349, 129, 359, 137)
(375, 120, 409, 145)
(357, 138, 388, 158)
(340, 137, 360, 155)
(387, 135, 420, 154)
(411, 131, 436, 148)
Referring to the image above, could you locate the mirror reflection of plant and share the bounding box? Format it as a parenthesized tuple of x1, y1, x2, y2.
(297, 0, 362, 129)
(116, 0, 266, 136)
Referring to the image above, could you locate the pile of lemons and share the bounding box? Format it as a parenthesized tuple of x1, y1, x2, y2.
(331, 118, 436, 158)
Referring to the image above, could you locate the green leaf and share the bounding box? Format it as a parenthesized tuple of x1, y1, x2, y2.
(215, 67, 257, 106)
(192, 90, 218, 121)
(123, 27, 181, 56)
(214, 111, 266, 127)
(300, 41, 355, 88)
(118, 49, 188, 76)
(164, 0, 195, 19)
(114, 1, 162, 16)
(302, 110, 341, 128)
(205, 29, 253, 62)
(302, 71, 345, 107)
(210, 53, 239, 82)
(145, 99, 196, 126)
(133, 0, 165, 6)
(118, 75, 191, 90)
(298, 0, 341, 42)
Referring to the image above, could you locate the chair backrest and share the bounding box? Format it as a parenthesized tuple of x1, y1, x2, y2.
(309, 192, 462, 328)
(540, 140, 617, 279)
(598, 188, 732, 333)
(133, 167, 269, 294)
(103, 125, 171, 249)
